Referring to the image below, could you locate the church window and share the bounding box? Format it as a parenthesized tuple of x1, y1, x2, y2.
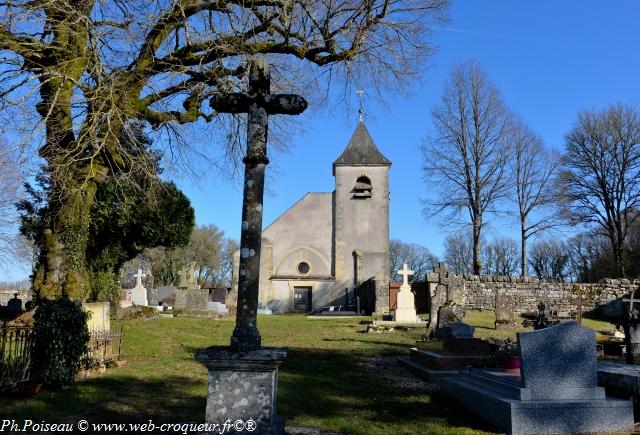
(353, 176, 372, 198)
(297, 262, 310, 274)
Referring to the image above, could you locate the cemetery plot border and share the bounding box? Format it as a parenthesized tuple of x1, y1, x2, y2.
(0, 325, 123, 390)
(86, 327, 123, 365)
(0, 325, 33, 389)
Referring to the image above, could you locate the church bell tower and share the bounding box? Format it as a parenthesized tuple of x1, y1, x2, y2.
(332, 121, 391, 309)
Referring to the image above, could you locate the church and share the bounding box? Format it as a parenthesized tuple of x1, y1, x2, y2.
(234, 121, 392, 313)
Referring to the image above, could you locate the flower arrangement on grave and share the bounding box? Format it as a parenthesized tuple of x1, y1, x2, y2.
(494, 339, 519, 358)
(470, 338, 520, 369)
(494, 338, 520, 369)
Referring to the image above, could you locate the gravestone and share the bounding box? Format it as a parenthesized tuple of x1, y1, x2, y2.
(393, 264, 417, 322)
(130, 268, 148, 306)
(494, 292, 515, 329)
(518, 321, 602, 400)
(84, 302, 111, 331)
(442, 322, 634, 435)
(7, 293, 22, 313)
(622, 289, 640, 363)
(435, 322, 475, 340)
(428, 262, 449, 330)
(175, 288, 208, 310)
(436, 304, 464, 329)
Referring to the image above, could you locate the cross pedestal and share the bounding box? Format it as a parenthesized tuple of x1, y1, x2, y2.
(394, 263, 417, 322)
(197, 348, 287, 435)
(195, 57, 307, 434)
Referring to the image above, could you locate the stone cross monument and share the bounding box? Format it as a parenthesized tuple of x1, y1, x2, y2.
(130, 267, 148, 306)
(394, 263, 417, 322)
(195, 57, 307, 435)
(134, 268, 146, 288)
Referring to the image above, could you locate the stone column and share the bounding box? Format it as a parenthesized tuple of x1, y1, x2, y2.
(197, 58, 307, 435)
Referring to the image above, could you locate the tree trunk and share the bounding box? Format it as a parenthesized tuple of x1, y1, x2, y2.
(473, 215, 482, 275)
(32, 176, 99, 301)
(521, 222, 527, 277)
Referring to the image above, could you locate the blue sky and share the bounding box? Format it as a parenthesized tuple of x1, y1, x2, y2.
(2, 0, 640, 281)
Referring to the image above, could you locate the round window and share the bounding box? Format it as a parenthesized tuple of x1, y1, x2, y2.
(297, 262, 310, 274)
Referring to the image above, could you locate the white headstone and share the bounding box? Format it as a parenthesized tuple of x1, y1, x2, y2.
(131, 268, 148, 306)
(394, 263, 417, 322)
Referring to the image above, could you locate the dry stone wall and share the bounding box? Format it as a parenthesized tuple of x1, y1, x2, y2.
(456, 275, 638, 315)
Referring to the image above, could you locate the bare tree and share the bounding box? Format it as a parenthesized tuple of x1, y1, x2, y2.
(443, 232, 473, 276)
(559, 104, 640, 278)
(0, 0, 448, 299)
(482, 236, 519, 276)
(508, 119, 561, 276)
(529, 238, 569, 281)
(211, 238, 239, 288)
(422, 60, 511, 275)
(0, 140, 25, 266)
(389, 239, 438, 281)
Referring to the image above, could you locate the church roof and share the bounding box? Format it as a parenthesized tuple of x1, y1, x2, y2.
(333, 122, 391, 171)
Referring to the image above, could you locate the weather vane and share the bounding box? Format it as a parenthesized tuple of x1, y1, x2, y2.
(356, 88, 365, 122)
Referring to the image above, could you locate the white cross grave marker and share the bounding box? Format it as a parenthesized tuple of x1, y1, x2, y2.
(131, 267, 148, 306)
(134, 268, 146, 288)
(397, 263, 414, 287)
(394, 263, 417, 323)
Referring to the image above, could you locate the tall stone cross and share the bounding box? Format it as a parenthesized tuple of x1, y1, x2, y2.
(210, 58, 307, 353)
(133, 268, 146, 288)
(397, 263, 414, 288)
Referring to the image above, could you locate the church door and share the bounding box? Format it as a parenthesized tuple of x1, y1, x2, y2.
(293, 287, 312, 312)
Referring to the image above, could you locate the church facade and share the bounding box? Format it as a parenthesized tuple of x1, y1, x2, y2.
(232, 122, 391, 313)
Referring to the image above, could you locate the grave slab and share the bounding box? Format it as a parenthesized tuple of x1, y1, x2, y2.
(441, 322, 634, 435)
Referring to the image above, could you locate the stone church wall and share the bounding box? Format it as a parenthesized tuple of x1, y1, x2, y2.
(446, 275, 638, 315)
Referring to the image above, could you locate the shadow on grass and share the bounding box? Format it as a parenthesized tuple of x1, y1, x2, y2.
(279, 348, 498, 434)
(321, 337, 415, 351)
(1, 345, 496, 434)
(0, 375, 205, 423)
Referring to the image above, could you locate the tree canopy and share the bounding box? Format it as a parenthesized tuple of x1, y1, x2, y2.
(0, 0, 448, 298)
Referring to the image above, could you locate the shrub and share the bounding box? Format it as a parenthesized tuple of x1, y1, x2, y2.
(32, 296, 90, 387)
(89, 270, 121, 315)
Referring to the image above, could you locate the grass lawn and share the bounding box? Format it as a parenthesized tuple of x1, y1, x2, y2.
(0, 312, 617, 434)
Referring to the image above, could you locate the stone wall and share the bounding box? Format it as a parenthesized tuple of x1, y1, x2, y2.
(453, 275, 638, 315)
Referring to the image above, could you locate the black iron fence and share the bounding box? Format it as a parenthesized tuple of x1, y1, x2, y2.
(0, 325, 123, 388)
(0, 326, 34, 388)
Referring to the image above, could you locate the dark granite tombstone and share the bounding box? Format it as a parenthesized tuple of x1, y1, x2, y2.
(442, 322, 634, 435)
(435, 322, 475, 340)
(519, 321, 601, 400)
